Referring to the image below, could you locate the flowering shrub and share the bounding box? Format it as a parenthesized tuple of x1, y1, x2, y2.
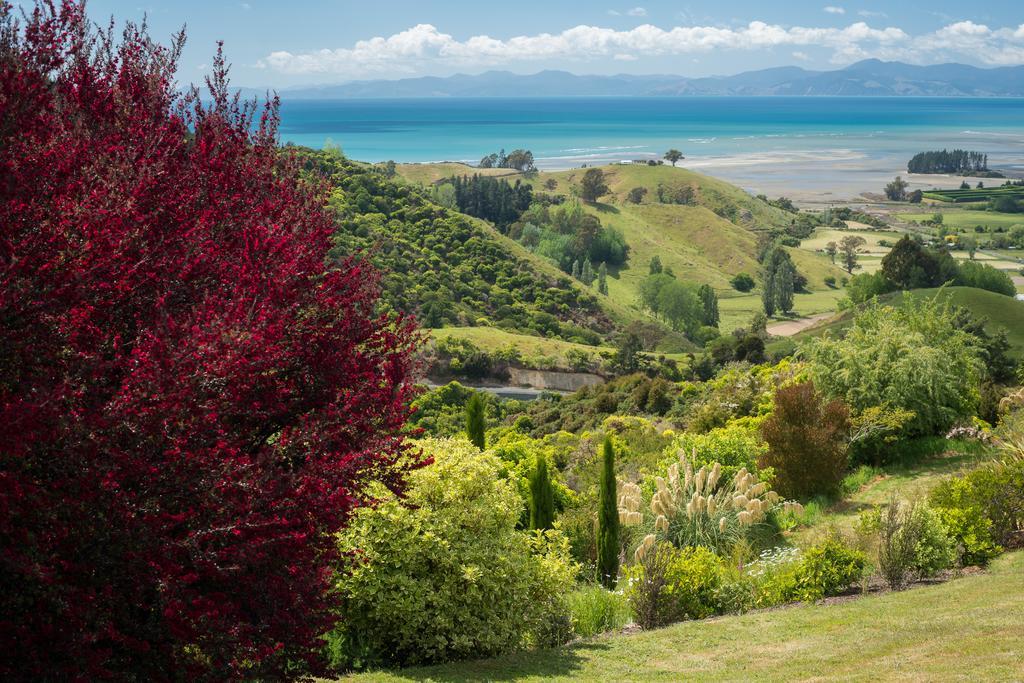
(620, 453, 800, 556)
(329, 439, 577, 669)
(749, 540, 865, 605)
(945, 424, 992, 443)
(0, 4, 417, 679)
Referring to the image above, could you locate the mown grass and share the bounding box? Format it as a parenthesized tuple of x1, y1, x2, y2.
(341, 549, 1024, 682)
(790, 437, 995, 545)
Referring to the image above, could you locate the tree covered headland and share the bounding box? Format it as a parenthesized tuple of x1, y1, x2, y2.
(907, 149, 989, 175)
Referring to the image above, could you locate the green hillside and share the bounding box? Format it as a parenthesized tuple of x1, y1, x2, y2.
(779, 286, 1024, 357)
(399, 163, 847, 332)
(299, 150, 657, 344)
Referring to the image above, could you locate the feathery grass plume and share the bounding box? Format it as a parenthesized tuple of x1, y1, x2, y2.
(622, 448, 798, 556)
(598, 436, 620, 588)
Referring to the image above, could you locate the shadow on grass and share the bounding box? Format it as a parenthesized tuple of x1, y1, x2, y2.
(372, 641, 611, 682)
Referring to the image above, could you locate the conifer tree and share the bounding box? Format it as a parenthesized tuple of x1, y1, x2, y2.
(775, 260, 795, 313)
(698, 283, 719, 327)
(762, 269, 777, 317)
(465, 393, 486, 450)
(581, 258, 596, 286)
(529, 453, 556, 530)
(597, 436, 620, 588)
(597, 262, 608, 294)
(571, 259, 581, 280)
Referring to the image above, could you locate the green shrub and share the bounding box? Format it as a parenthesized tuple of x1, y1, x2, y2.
(626, 540, 677, 630)
(862, 499, 954, 589)
(663, 546, 727, 620)
(328, 439, 577, 669)
(749, 540, 864, 606)
(929, 478, 1001, 566)
(566, 585, 632, 638)
(803, 297, 982, 438)
(967, 457, 1024, 547)
(789, 538, 866, 601)
(669, 420, 768, 481)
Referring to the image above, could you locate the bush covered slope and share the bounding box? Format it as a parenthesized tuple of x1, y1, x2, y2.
(299, 150, 643, 343)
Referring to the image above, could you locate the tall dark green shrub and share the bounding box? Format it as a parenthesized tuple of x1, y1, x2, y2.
(529, 454, 555, 530)
(597, 436, 620, 588)
(465, 393, 486, 450)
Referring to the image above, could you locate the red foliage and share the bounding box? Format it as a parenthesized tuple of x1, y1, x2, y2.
(0, 3, 420, 678)
(759, 381, 851, 500)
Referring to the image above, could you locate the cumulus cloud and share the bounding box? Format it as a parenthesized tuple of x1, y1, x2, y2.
(627, 7, 647, 17)
(259, 19, 1024, 76)
(792, 51, 810, 61)
(823, 6, 845, 14)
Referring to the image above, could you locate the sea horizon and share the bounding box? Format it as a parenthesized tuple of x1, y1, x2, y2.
(278, 96, 1024, 201)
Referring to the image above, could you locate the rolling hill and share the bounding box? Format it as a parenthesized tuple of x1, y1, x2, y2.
(398, 162, 847, 332)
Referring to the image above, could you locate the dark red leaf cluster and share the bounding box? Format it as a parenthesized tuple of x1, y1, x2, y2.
(0, 2, 420, 678)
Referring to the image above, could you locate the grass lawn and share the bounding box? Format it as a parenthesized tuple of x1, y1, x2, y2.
(342, 549, 1024, 682)
(800, 228, 903, 257)
(791, 439, 995, 545)
(718, 289, 844, 332)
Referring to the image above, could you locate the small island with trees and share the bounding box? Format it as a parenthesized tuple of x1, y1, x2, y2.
(907, 149, 1003, 177)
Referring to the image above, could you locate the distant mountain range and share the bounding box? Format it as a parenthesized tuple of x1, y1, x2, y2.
(258, 60, 1024, 99)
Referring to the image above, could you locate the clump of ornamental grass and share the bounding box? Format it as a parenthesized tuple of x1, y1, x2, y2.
(621, 449, 801, 558)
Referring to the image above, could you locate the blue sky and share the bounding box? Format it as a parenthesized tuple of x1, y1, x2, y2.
(68, 1, 1024, 87)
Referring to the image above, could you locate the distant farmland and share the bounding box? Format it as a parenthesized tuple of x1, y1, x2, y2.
(922, 185, 1024, 203)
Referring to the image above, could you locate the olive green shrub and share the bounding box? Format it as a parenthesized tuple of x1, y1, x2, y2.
(328, 438, 576, 669)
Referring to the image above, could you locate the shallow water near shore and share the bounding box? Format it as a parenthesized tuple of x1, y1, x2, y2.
(278, 96, 1024, 199)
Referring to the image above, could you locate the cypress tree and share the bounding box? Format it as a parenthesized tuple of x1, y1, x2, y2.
(597, 436, 620, 589)
(698, 283, 719, 327)
(465, 393, 486, 450)
(529, 453, 555, 530)
(597, 262, 608, 295)
(571, 259, 581, 280)
(775, 260, 795, 313)
(761, 269, 776, 317)
(581, 258, 595, 286)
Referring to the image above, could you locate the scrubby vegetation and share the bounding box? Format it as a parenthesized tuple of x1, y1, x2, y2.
(7, 5, 1023, 681)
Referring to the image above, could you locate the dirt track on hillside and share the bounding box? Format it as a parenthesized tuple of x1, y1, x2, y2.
(767, 313, 833, 337)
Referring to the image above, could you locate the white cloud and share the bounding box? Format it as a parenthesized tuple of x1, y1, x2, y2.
(858, 10, 886, 18)
(607, 9, 620, 16)
(259, 20, 1024, 76)
(792, 51, 810, 61)
(627, 7, 647, 17)
(823, 6, 845, 14)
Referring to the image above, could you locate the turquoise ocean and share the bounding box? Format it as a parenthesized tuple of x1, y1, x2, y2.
(277, 97, 1024, 170)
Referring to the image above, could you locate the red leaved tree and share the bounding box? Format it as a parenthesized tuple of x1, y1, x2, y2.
(0, 2, 420, 679)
